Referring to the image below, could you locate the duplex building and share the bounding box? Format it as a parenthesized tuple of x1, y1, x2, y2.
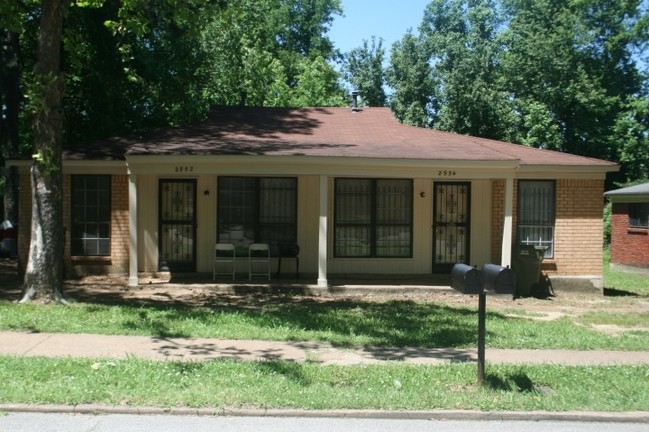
(10, 107, 618, 289)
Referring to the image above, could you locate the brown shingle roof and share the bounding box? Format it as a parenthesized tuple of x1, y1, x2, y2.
(64, 107, 617, 168)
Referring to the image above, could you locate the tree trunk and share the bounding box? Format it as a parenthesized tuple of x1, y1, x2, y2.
(20, 0, 68, 304)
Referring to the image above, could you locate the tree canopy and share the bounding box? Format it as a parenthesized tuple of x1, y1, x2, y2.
(387, 0, 648, 183)
(341, 36, 388, 107)
(2, 0, 648, 181)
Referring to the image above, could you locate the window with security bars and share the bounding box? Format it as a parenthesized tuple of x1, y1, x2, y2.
(334, 178, 412, 257)
(71, 175, 111, 256)
(629, 203, 649, 228)
(217, 177, 297, 256)
(517, 180, 555, 258)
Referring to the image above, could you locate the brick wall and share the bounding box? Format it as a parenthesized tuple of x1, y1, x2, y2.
(110, 175, 130, 273)
(610, 202, 649, 267)
(491, 178, 605, 276)
(553, 179, 604, 275)
(17, 173, 130, 276)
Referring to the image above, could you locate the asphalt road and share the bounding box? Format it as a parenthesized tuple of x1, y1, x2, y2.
(0, 413, 647, 432)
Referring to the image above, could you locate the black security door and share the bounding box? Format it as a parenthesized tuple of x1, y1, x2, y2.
(433, 182, 471, 273)
(159, 179, 197, 272)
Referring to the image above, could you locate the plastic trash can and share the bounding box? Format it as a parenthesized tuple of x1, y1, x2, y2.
(512, 245, 546, 297)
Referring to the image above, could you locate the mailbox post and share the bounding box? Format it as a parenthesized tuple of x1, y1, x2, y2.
(477, 290, 486, 385)
(451, 263, 515, 386)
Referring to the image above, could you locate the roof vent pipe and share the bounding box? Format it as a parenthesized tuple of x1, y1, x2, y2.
(351, 91, 360, 112)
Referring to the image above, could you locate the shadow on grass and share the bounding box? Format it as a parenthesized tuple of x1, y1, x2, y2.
(485, 372, 543, 393)
(0, 274, 523, 352)
(34, 288, 498, 349)
(256, 361, 314, 386)
(603, 287, 640, 297)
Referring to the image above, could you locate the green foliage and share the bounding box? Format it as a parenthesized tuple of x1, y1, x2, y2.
(384, 0, 648, 184)
(517, 101, 563, 150)
(418, 0, 514, 140)
(201, 0, 344, 109)
(342, 37, 387, 107)
(4, 0, 346, 146)
(501, 0, 647, 161)
(386, 31, 436, 127)
(603, 200, 612, 246)
(614, 96, 649, 180)
(4, 0, 648, 188)
(32, 147, 60, 175)
(0, 0, 34, 33)
(290, 56, 346, 107)
(271, 0, 342, 59)
(0, 0, 343, 160)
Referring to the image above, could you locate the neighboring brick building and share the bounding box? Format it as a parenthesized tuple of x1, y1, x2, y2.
(9, 106, 618, 290)
(605, 183, 649, 270)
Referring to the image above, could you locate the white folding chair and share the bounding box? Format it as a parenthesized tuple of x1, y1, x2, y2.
(213, 243, 236, 280)
(248, 243, 270, 281)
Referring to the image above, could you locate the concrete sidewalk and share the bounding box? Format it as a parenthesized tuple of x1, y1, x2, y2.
(1, 331, 648, 365)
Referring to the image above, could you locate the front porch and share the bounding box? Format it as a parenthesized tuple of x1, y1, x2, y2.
(133, 272, 454, 297)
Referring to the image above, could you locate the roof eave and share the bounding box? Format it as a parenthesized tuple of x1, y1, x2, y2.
(515, 163, 618, 180)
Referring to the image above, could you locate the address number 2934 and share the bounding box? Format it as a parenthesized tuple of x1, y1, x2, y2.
(438, 170, 457, 177)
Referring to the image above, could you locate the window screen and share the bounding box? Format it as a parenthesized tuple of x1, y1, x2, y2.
(335, 178, 412, 257)
(218, 177, 297, 256)
(517, 180, 555, 258)
(71, 175, 111, 256)
(629, 203, 649, 228)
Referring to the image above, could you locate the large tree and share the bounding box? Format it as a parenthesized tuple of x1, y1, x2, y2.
(342, 37, 387, 107)
(6, 0, 346, 304)
(386, 31, 436, 127)
(386, 0, 648, 184)
(59, 0, 345, 139)
(418, 0, 514, 140)
(500, 0, 648, 162)
(20, 0, 68, 303)
(201, 0, 344, 108)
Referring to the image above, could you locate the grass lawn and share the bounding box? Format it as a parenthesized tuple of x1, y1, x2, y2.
(0, 257, 647, 412)
(1, 296, 648, 351)
(0, 255, 648, 350)
(604, 259, 649, 298)
(1, 356, 647, 412)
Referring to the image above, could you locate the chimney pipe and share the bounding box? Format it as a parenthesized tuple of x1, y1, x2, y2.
(351, 91, 359, 112)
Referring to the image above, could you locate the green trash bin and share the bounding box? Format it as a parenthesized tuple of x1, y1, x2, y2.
(512, 244, 546, 297)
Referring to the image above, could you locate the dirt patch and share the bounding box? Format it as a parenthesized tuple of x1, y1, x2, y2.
(590, 324, 649, 335)
(2, 261, 648, 316)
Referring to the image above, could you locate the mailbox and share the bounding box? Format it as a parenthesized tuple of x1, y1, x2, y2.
(481, 263, 516, 295)
(451, 263, 484, 295)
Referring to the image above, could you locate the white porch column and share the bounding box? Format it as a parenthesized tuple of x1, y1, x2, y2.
(500, 177, 514, 267)
(317, 175, 328, 287)
(127, 168, 139, 287)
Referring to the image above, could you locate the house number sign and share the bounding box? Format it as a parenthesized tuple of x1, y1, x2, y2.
(437, 170, 457, 177)
(174, 166, 194, 173)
